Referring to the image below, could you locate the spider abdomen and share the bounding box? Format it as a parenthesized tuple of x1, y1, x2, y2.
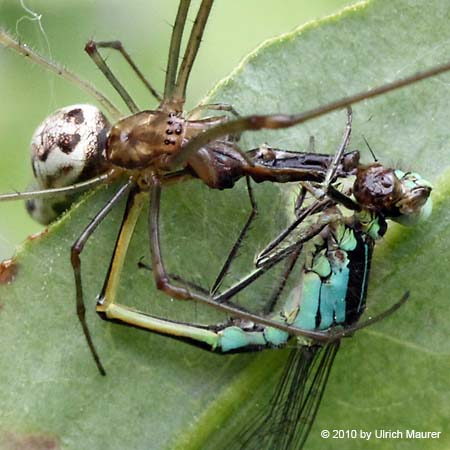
(31, 104, 110, 189)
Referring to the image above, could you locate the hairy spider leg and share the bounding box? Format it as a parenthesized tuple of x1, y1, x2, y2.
(168, 58, 450, 170)
(0, 31, 120, 119)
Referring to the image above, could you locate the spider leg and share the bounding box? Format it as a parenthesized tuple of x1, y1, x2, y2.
(86, 40, 162, 102)
(137, 260, 211, 296)
(168, 58, 450, 169)
(149, 176, 193, 300)
(85, 41, 139, 114)
(171, 0, 214, 104)
(326, 291, 410, 341)
(0, 170, 116, 202)
(70, 180, 133, 375)
(187, 103, 240, 120)
(0, 30, 120, 119)
(97, 187, 147, 310)
(163, 0, 191, 102)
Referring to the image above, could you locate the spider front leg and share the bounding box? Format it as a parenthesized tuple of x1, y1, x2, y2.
(85, 40, 162, 103)
(187, 103, 240, 120)
(170, 0, 214, 105)
(0, 30, 120, 119)
(167, 57, 450, 170)
(71, 180, 133, 375)
(163, 0, 191, 102)
(84, 41, 139, 114)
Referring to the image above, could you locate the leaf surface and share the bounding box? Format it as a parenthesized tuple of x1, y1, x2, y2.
(1, 1, 450, 449)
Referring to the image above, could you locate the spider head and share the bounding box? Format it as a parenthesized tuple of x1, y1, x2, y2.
(106, 111, 186, 170)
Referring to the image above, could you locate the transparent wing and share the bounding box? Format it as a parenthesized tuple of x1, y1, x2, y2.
(230, 342, 340, 450)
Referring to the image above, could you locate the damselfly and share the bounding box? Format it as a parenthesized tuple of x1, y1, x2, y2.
(107, 138, 432, 449)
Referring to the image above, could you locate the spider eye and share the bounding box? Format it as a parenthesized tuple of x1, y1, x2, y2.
(106, 111, 185, 170)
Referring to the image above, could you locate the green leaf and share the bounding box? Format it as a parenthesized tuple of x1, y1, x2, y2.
(1, 1, 450, 449)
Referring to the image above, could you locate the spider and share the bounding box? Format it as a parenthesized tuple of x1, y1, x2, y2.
(1, 0, 450, 379)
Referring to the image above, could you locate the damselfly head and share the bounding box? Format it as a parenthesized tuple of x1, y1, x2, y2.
(353, 164, 432, 221)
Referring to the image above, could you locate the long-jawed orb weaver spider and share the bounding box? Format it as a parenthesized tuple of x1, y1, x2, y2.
(2, 0, 450, 378)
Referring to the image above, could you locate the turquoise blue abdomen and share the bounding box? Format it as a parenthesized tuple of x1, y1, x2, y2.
(216, 222, 376, 351)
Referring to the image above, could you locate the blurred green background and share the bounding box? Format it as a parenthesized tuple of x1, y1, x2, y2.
(0, 0, 354, 260)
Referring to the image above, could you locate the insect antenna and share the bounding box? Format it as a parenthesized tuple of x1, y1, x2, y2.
(362, 135, 378, 162)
